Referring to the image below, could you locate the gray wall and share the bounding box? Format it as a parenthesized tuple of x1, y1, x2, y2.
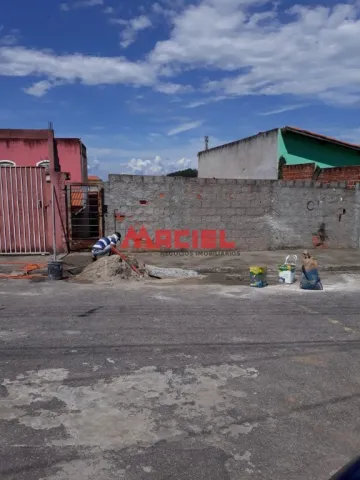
(105, 175, 360, 251)
(198, 130, 279, 179)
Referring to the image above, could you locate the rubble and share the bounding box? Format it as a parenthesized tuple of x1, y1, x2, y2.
(146, 265, 198, 278)
(76, 256, 146, 284)
(76, 255, 199, 284)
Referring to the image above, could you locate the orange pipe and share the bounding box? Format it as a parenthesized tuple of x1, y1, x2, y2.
(110, 246, 142, 276)
(24, 264, 42, 273)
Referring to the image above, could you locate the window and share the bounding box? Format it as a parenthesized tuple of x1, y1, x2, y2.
(0, 160, 16, 167)
(36, 160, 50, 170)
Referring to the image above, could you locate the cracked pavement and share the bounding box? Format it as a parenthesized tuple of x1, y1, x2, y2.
(0, 277, 360, 479)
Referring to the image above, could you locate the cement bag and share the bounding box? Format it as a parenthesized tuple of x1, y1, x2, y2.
(300, 266, 323, 290)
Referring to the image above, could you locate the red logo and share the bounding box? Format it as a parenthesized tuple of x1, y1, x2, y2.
(121, 226, 236, 250)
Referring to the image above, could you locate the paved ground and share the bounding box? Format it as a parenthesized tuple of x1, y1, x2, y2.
(1, 276, 360, 479)
(2, 249, 360, 278)
(62, 249, 360, 274)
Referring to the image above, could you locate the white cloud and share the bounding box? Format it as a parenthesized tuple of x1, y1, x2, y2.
(86, 135, 226, 177)
(109, 19, 127, 25)
(0, 46, 156, 88)
(88, 156, 101, 171)
(175, 157, 192, 168)
(66, 0, 104, 9)
(168, 120, 203, 136)
(148, 133, 163, 143)
(23, 80, 54, 97)
(128, 156, 165, 174)
(185, 100, 208, 108)
(0, 27, 20, 46)
(104, 6, 114, 14)
(258, 104, 309, 116)
(152, 0, 183, 19)
(0, 34, 18, 46)
(2, 0, 360, 106)
(160, 0, 185, 7)
(150, 0, 360, 106)
(155, 82, 192, 94)
(111, 15, 152, 48)
(131, 15, 152, 30)
(61, 0, 103, 10)
(152, 3, 172, 17)
(126, 156, 192, 175)
(184, 95, 228, 108)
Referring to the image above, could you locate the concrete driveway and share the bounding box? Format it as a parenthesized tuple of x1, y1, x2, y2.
(0, 277, 360, 479)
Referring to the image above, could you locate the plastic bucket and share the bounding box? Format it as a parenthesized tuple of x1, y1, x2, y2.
(278, 255, 297, 284)
(48, 261, 63, 280)
(249, 266, 268, 288)
(279, 269, 296, 284)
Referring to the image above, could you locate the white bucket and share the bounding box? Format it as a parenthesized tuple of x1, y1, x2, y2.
(279, 269, 296, 284)
(278, 255, 297, 284)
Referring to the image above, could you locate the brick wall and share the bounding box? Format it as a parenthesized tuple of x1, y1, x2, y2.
(105, 175, 360, 251)
(282, 163, 360, 187)
(318, 166, 360, 188)
(282, 163, 315, 180)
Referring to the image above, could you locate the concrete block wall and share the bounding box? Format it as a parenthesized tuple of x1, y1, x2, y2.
(105, 175, 360, 251)
(271, 180, 358, 249)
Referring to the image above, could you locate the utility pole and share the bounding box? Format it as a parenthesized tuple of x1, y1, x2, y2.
(205, 136, 209, 151)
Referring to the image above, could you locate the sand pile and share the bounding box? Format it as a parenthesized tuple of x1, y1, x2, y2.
(76, 254, 199, 284)
(77, 256, 146, 284)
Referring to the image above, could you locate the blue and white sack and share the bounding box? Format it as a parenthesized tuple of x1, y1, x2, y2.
(300, 266, 323, 290)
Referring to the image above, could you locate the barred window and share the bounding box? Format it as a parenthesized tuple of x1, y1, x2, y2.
(0, 160, 16, 167)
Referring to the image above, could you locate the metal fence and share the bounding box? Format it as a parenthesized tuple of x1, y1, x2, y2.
(66, 183, 104, 250)
(0, 167, 48, 254)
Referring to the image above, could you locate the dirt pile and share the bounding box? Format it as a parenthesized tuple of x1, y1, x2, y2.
(76, 256, 146, 284)
(76, 254, 199, 284)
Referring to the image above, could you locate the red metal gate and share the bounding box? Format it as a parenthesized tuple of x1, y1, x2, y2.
(0, 167, 48, 254)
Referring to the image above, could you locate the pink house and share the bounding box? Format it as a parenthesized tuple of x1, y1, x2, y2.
(0, 129, 88, 182)
(0, 129, 93, 255)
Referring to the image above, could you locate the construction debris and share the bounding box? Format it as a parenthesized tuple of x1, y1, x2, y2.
(76, 256, 147, 284)
(111, 246, 145, 276)
(0, 262, 47, 280)
(146, 265, 199, 279)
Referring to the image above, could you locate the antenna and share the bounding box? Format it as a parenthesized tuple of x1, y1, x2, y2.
(205, 135, 209, 151)
(48, 121, 53, 131)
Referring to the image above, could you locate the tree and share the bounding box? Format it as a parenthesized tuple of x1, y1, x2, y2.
(167, 168, 198, 177)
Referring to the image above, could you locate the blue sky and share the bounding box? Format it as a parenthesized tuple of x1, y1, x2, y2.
(1, 0, 360, 179)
